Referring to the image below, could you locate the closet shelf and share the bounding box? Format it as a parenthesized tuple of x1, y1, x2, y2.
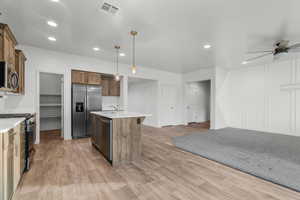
(40, 104, 62, 107)
(40, 94, 62, 96)
(41, 116, 61, 119)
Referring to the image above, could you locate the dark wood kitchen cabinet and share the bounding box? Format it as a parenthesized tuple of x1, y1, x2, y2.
(87, 72, 101, 85)
(109, 78, 120, 96)
(71, 70, 120, 96)
(101, 77, 110, 96)
(72, 70, 88, 84)
(14, 49, 26, 94)
(0, 23, 18, 92)
(101, 75, 120, 96)
(72, 70, 102, 85)
(0, 23, 18, 70)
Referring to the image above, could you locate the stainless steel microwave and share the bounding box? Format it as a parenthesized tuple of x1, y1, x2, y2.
(0, 61, 19, 90)
(0, 61, 8, 88)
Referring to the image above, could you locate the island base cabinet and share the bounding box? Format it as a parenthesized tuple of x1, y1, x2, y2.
(112, 117, 145, 166)
(3, 129, 15, 200)
(0, 122, 25, 200)
(0, 134, 3, 200)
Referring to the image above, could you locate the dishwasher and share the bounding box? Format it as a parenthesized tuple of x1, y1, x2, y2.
(96, 117, 112, 162)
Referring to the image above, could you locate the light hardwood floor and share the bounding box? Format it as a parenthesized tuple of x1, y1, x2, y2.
(13, 125, 300, 200)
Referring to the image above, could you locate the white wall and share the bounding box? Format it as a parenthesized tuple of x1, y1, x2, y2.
(214, 67, 230, 129)
(102, 96, 120, 111)
(223, 57, 300, 136)
(128, 80, 159, 127)
(0, 45, 184, 142)
(186, 80, 210, 123)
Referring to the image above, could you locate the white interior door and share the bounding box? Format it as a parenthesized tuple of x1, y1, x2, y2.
(161, 84, 178, 126)
(186, 81, 211, 124)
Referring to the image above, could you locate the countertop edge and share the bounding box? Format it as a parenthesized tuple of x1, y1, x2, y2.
(0, 117, 26, 134)
(91, 112, 152, 119)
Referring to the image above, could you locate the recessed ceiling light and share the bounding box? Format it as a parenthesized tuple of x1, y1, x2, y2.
(48, 36, 56, 41)
(242, 61, 248, 65)
(51, 0, 60, 2)
(93, 47, 100, 51)
(47, 20, 57, 27)
(203, 44, 211, 49)
(119, 53, 125, 57)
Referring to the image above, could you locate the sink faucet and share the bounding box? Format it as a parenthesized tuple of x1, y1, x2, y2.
(110, 105, 119, 111)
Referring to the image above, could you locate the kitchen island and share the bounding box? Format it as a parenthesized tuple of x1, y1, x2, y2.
(90, 111, 151, 166)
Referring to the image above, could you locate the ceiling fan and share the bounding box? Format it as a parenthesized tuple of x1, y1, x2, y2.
(245, 40, 300, 63)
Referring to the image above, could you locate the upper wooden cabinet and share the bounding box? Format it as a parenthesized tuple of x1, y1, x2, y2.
(0, 23, 18, 72)
(71, 70, 120, 96)
(102, 75, 120, 96)
(109, 78, 120, 96)
(72, 70, 88, 84)
(14, 50, 26, 94)
(87, 72, 101, 85)
(72, 70, 102, 85)
(101, 78, 110, 96)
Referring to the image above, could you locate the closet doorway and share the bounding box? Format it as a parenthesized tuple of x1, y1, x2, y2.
(39, 72, 64, 143)
(185, 80, 211, 129)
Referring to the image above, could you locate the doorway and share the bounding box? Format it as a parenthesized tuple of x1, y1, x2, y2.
(39, 72, 64, 143)
(186, 80, 211, 129)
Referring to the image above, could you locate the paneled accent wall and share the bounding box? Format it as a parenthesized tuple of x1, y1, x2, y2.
(227, 58, 300, 136)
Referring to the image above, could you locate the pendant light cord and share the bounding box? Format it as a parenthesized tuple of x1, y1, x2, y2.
(115, 46, 119, 74)
(133, 34, 135, 67)
(116, 47, 119, 73)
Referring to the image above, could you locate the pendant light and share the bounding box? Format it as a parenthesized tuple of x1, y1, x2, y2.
(131, 30, 138, 74)
(114, 45, 120, 81)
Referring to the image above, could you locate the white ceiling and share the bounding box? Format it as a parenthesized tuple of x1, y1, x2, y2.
(1, 0, 300, 73)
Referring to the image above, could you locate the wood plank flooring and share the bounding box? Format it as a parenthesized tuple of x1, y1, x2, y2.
(13, 125, 300, 200)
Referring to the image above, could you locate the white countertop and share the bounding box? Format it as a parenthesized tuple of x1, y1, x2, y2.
(0, 118, 26, 134)
(91, 111, 152, 119)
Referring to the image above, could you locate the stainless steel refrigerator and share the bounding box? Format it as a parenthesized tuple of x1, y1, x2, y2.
(72, 84, 102, 138)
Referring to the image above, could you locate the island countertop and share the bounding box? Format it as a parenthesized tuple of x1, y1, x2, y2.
(91, 111, 151, 119)
(0, 118, 26, 134)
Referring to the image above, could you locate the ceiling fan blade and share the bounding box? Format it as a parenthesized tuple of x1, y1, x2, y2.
(247, 50, 273, 54)
(246, 52, 273, 62)
(288, 43, 300, 52)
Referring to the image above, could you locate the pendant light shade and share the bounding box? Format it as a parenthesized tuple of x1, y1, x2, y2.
(114, 45, 120, 81)
(131, 31, 138, 74)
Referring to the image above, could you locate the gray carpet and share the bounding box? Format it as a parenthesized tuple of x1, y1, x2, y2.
(172, 127, 300, 192)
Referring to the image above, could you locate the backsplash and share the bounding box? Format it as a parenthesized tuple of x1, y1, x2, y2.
(102, 96, 121, 110)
